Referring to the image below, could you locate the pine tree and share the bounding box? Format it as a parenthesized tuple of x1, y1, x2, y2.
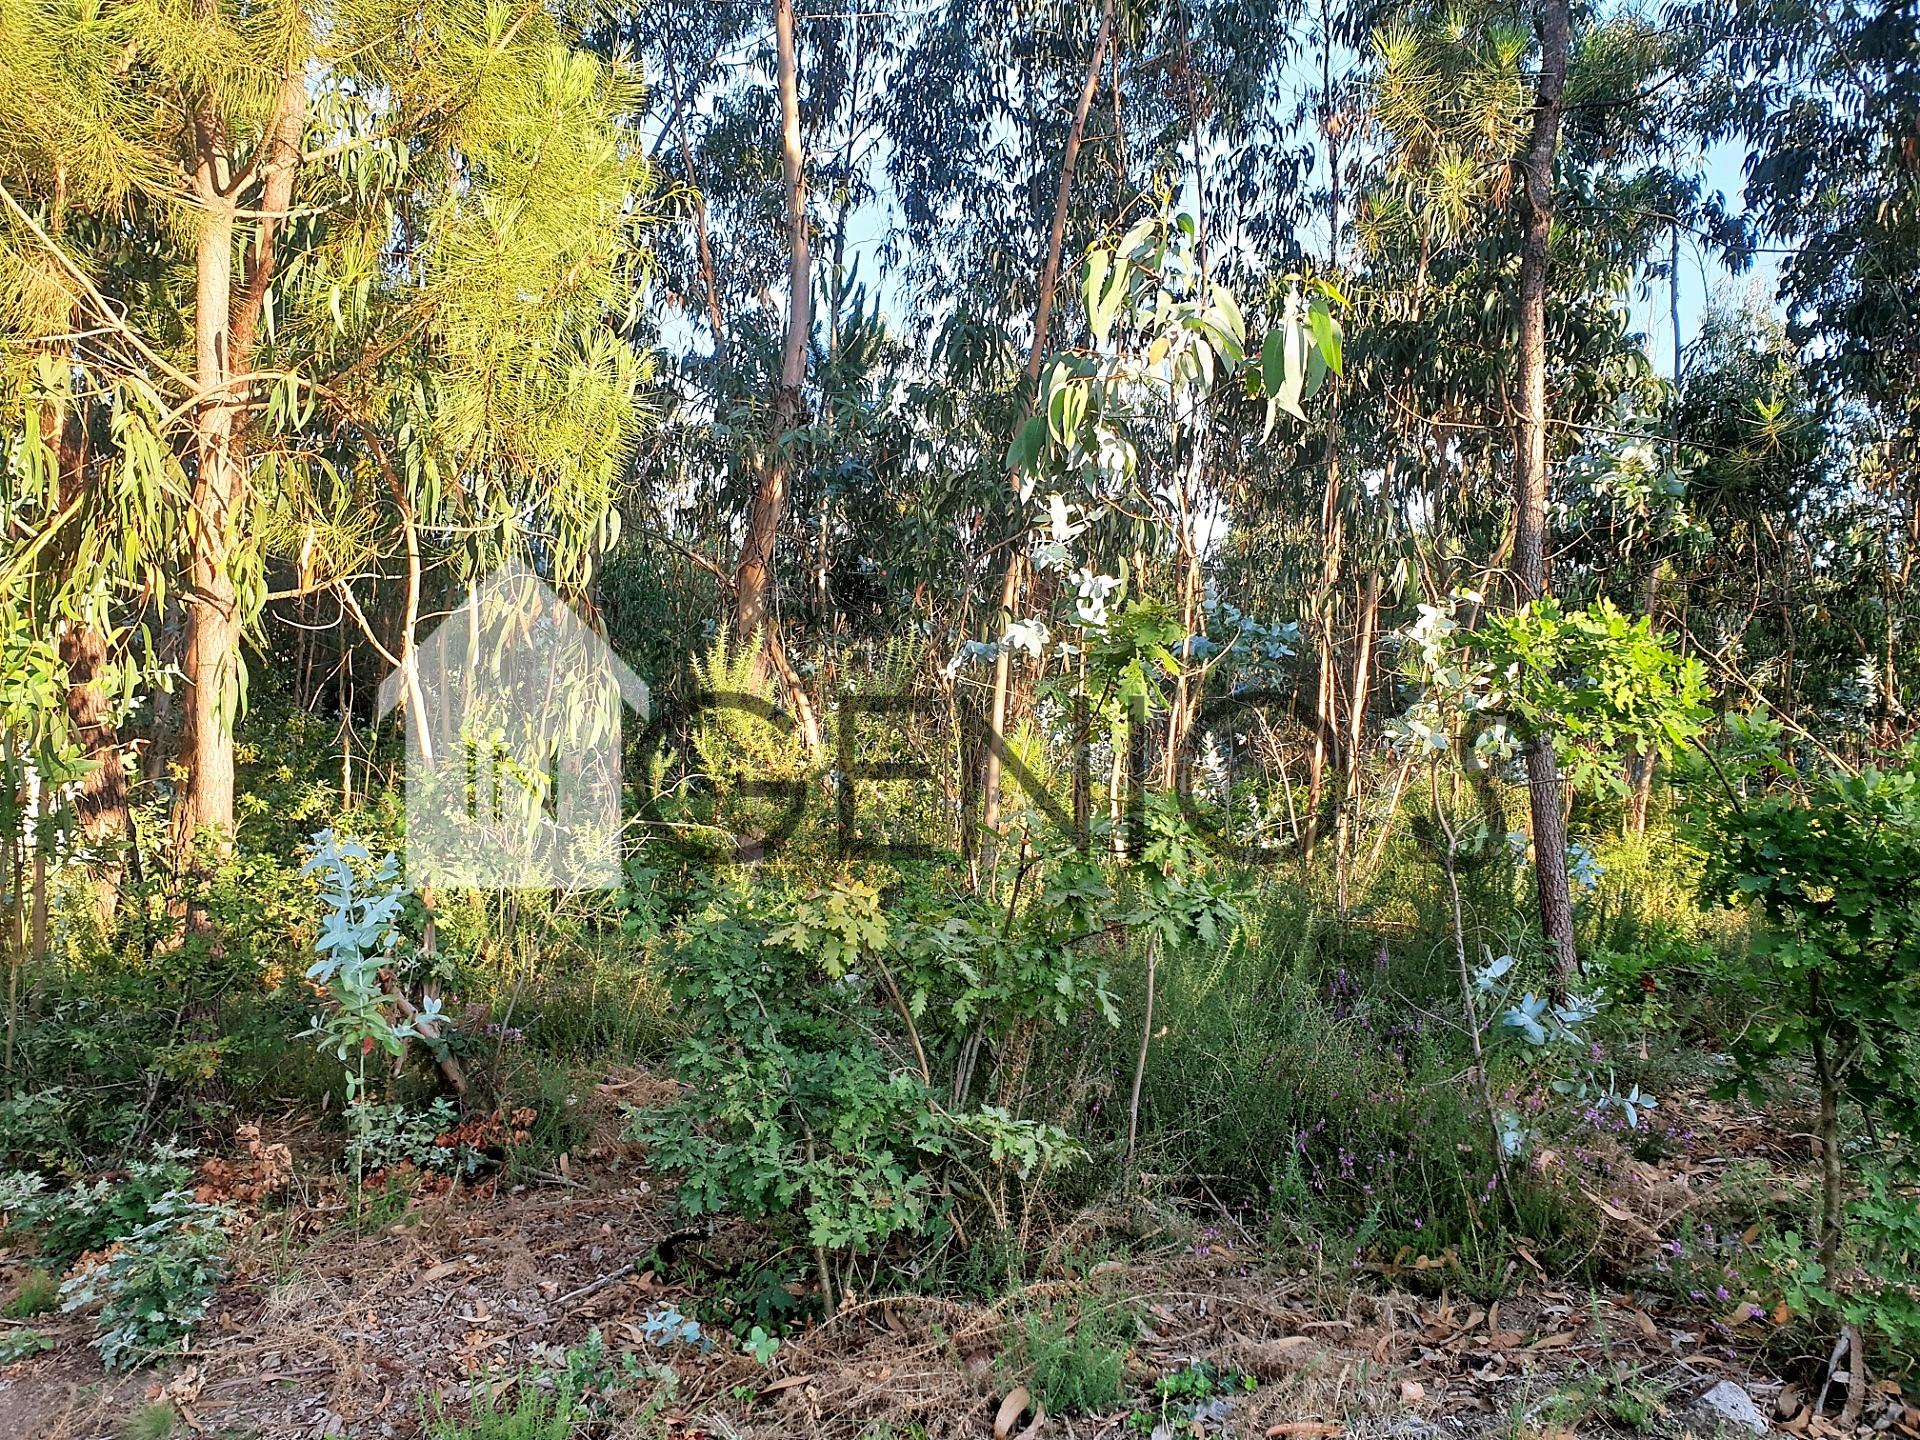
(0, 0, 657, 868)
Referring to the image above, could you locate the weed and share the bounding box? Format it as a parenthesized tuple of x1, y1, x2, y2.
(0, 1325, 53, 1361)
(424, 1380, 580, 1440)
(999, 1285, 1135, 1415)
(3, 1265, 58, 1317)
(1, 1143, 200, 1265)
(345, 1099, 463, 1176)
(1129, 1362, 1258, 1433)
(124, 1401, 181, 1440)
(1524, 1370, 1671, 1435)
(58, 1191, 231, 1369)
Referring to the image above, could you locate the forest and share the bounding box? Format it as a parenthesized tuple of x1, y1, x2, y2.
(0, 0, 1917, 1436)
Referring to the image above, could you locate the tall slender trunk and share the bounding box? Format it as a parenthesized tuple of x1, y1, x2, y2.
(1305, 38, 1347, 867)
(1303, 470, 1344, 861)
(1333, 571, 1378, 909)
(1513, 0, 1576, 990)
(174, 140, 242, 861)
(173, 65, 305, 864)
(979, 0, 1114, 862)
(1628, 222, 1685, 836)
(734, 0, 812, 658)
(1808, 971, 1846, 1272)
(664, 35, 727, 365)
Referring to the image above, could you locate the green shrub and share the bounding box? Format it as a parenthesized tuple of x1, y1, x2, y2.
(0, 1142, 198, 1265)
(0, 1326, 52, 1362)
(1138, 932, 1589, 1286)
(345, 1098, 462, 1175)
(57, 1190, 230, 1369)
(1751, 1162, 1920, 1377)
(629, 877, 1090, 1291)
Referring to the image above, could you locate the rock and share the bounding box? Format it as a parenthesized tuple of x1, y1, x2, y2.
(1699, 1380, 1770, 1435)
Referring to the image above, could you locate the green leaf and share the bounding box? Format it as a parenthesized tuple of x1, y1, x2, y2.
(1084, 248, 1112, 343)
(1308, 302, 1343, 376)
(1006, 414, 1047, 474)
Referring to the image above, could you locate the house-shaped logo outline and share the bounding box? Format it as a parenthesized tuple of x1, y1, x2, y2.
(376, 562, 649, 890)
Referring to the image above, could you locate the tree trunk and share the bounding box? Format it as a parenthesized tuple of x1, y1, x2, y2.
(733, 0, 812, 657)
(1333, 571, 1379, 909)
(1809, 971, 1846, 1273)
(980, 0, 1114, 857)
(173, 66, 304, 864)
(174, 144, 242, 861)
(61, 622, 130, 911)
(1303, 464, 1345, 862)
(1513, 0, 1577, 990)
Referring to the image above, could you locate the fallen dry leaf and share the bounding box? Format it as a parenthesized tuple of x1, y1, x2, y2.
(408, 1259, 463, 1294)
(1266, 1423, 1342, 1438)
(1401, 1381, 1426, 1403)
(994, 1386, 1031, 1440)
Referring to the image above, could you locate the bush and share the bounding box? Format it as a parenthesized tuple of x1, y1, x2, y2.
(57, 1190, 230, 1369)
(628, 883, 953, 1262)
(345, 1098, 463, 1176)
(629, 874, 1096, 1299)
(1751, 1162, 1920, 1377)
(1137, 923, 1590, 1286)
(0, 1141, 198, 1265)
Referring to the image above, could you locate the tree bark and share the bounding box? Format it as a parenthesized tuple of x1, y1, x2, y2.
(980, 0, 1114, 855)
(733, 0, 812, 657)
(61, 622, 130, 901)
(1513, 0, 1577, 990)
(1333, 571, 1379, 909)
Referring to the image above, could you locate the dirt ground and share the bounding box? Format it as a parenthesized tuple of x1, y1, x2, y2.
(2, 1082, 1915, 1440)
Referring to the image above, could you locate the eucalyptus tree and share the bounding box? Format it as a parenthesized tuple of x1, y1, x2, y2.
(1692, 0, 1920, 747)
(1346, 0, 1769, 970)
(601, 0, 913, 727)
(0, 0, 655, 865)
(882, 0, 1326, 851)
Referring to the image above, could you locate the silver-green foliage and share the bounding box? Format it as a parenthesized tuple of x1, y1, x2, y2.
(57, 1190, 230, 1370)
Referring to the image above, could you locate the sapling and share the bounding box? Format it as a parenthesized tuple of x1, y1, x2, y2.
(300, 830, 464, 1103)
